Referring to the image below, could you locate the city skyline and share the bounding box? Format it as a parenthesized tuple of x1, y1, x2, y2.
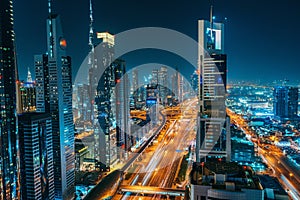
(14, 0, 300, 82)
(1, 0, 300, 199)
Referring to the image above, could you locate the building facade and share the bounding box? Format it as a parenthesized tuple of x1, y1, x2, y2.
(35, 9, 74, 199)
(18, 113, 55, 200)
(0, 0, 20, 198)
(96, 59, 131, 168)
(196, 18, 231, 162)
(273, 86, 298, 119)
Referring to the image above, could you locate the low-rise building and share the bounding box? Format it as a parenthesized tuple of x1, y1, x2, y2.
(190, 162, 264, 200)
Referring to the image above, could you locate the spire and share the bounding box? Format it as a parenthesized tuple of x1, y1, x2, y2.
(210, 3, 214, 38)
(27, 67, 33, 83)
(88, 0, 94, 52)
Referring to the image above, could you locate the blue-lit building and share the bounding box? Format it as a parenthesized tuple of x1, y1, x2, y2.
(35, 3, 74, 199)
(146, 84, 159, 125)
(19, 80, 36, 113)
(96, 59, 131, 168)
(0, 0, 20, 198)
(190, 70, 199, 95)
(18, 113, 55, 200)
(273, 86, 298, 120)
(196, 17, 231, 162)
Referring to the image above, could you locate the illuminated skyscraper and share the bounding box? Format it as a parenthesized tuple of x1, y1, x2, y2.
(196, 7, 231, 162)
(18, 113, 55, 200)
(273, 86, 298, 119)
(158, 66, 168, 104)
(132, 69, 139, 108)
(0, 0, 20, 199)
(93, 32, 115, 169)
(19, 81, 36, 113)
(35, 1, 74, 199)
(96, 59, 131, 168)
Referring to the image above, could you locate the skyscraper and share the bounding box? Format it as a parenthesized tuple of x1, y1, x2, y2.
(273, 86, 298, 119)
(196, 8, 231, 162)
(35, 1, 74, 199)
(93, 32, 115, 169)
(0, 0, 20, 198)
(158, 66, 168, 104)
(19, 68, 36, 113)
(96, 59, 131, 168)
(132, 69, 139, 108)
(18, 113, 55, 200)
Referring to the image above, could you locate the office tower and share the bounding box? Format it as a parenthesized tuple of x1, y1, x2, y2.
(146, 84, 159, 125)
(171, 68, 181, 101)
(114, 60, 131, 159)
(19, 67, 36, 113)
(196, 7, 231, 162)
(132, 69, 139, 108)
(35, 2, 74, 198)
(35, 54, 50, 113)
(0, 0, 20, 198)
(18, 113, 55, 200)
(76, 83, 90, 122)
(273, 86, 298, 119)
(158, 66, 168, 104)
(95, 59, 131, 168)
(20, 81, 36, 113)
(191, 70, 199, 95)
(93, 32, 115, 169)
(151, 69, 159, 85)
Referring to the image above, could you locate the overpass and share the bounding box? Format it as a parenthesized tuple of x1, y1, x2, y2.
(119, 185, 185, 196)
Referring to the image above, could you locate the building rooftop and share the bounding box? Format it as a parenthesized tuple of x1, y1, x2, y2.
(190, 161, 262, 191)
(257, 175, 288, 196)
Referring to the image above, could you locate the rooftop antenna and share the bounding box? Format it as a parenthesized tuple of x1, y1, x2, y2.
(89, 0, 94, 52)
(210, 1, 214, 39)
(88, 0, 95, 66)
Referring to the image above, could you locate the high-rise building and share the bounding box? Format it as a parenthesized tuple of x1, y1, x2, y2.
(273, 86, 298, 119)
(158, 66, 168, 104)
(20, 81, 36, 113)
(0, 0, 20, 198)
(93, 32, 115, 169)
(18, 113, 55, 200)
(95, 59, 131, 168)
(146, 84, 159, 125)
(132, 69, 139, 108)
(196, 9, 231, 162)
(19, 69, 36, 113)
(35, 2, 74, 199)
(190, 70, 199, 96)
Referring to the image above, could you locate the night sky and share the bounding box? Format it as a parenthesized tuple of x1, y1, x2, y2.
(14, 0, 300, 83)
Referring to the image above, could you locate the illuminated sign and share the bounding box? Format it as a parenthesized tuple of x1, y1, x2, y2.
(206, 28, 221, 50)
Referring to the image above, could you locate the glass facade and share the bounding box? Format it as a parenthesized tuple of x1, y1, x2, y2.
(0, 0, 20, 199)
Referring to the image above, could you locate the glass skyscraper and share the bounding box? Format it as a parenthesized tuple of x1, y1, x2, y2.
(0, 0, 20, 198)
(18, 113, 55, 200)
(35, 5, 74, 199)
(273, 86, 298, 119)
(196, 18, 231, 162)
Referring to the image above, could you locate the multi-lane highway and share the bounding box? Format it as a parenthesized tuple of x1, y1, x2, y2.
(114, 98, 198, 200)
(227, 108, 300, 199)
